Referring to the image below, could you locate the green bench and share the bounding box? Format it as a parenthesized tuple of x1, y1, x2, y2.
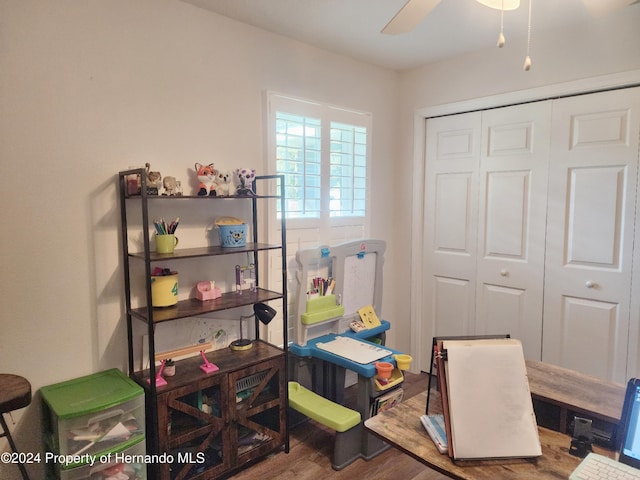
(288, 381, 362, 470)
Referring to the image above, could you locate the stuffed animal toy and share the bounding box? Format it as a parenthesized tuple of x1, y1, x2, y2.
(195, 163, 218, 196)
(235, 168, 256, 196)
(214, 170, 233, 197)
(145, 162, 162, 195)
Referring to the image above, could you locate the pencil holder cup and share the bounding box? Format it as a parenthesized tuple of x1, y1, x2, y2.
(375, 361, 394, 380)
(394, 354, 412, 371)
(156, 234, 179, 254)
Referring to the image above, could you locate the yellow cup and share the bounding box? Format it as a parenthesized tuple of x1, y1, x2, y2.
(156, 234, 179, 254)
(394, 354, 412, 370)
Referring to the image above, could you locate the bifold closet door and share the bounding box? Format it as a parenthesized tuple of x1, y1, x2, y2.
(475, 101, 551, 360)
(424, 103, 551, 358)
(542, 87, 640, 383)
(423, 112, 482, 339)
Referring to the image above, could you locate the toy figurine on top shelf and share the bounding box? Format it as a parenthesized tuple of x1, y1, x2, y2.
(214, 170, 233, 196)
(195, 163, 218, 196)
(162, 176, 182, 196)
(235, 168, 256, 196)
(194, 164, 257, 196)
(145, 162, 162, 195)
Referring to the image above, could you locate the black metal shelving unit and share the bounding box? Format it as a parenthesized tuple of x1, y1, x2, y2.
(117, 169, 289, 477)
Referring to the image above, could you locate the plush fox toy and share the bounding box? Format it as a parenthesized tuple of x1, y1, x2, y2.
(195, 163, 217, 196)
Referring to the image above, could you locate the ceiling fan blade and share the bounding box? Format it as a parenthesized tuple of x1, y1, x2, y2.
(582, 0, 638, 17)
(381, 0, 442, 35)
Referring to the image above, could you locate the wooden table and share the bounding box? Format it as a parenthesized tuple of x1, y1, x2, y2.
(364, 390, 617, 479)
(526, 360, 625, 443)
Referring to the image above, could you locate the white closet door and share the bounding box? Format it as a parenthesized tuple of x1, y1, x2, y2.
(542, 87, 640, 383)
(475, 101, 552, 360)
(423, 112, 481, 340)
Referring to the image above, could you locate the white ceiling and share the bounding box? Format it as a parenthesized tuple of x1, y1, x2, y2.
(179, 0, 638, 71)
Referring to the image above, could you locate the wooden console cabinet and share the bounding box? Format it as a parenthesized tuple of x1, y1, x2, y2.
(149, 343, 285, 480)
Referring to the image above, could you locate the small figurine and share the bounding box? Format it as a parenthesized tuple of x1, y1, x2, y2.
(145, 162, 162, 195)
(235, 168, 256, 196)
(214, 170, 233, 196)
(235, 264, 256, 293)
(196, 280, 222, 301)
(162, 176, 179, 196)
(195, 163, 218, 196)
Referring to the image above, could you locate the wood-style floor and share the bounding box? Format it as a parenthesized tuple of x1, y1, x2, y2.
(227, 372, 448, 480)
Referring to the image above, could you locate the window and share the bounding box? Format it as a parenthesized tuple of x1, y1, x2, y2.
(329, 122, 367, 218)
(269, 93, 371, 230)
(275, 112, 322, 219)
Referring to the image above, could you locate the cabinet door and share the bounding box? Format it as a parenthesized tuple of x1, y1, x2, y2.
(228, 356, 286, 467)
(157, 375, 230, 480)
(542, 87, 640, 382)
(475, 101, 551, 359)
(423, 111, 482, 342)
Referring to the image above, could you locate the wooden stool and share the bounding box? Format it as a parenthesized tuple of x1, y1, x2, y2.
(0, 374, 32, 480)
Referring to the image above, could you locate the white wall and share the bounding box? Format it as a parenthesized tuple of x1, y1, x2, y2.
(401, 6, 640, 106)
(0, 1, 399, 477)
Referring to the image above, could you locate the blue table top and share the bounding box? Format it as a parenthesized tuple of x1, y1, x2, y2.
(289, 320, 402, 377)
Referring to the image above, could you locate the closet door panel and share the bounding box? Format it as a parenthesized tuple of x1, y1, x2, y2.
(423, 112, 482, 346)
(543, 87, 640, 383)
(559, 296, 620, 380)
(434, 173, 474, 261)
(433, 276, 472, 336)
(476, 102, 551, 359)
(565, 166, 624, 267)
(479, 284, 525, 336)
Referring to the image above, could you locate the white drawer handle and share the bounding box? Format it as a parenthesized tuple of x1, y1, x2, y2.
(500, 269, 509, 277)
(585, 280, 595, 288)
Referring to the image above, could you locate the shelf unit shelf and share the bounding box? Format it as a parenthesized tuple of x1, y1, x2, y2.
(131, 340, 283, 392)
(130, 288, 284, 324)
(123, 194, 282, 201)
(128, 243, 282, 262)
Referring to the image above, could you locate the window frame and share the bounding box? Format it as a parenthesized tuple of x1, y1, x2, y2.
(267, 92, 372, 233)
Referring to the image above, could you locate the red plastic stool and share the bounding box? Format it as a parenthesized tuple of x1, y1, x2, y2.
(0, 374, 32, 480)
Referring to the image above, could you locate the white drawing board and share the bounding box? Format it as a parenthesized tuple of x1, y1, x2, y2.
(341, 253, 376, 316)
(293, 239, 386, 345)
(331, 239, 386, 321)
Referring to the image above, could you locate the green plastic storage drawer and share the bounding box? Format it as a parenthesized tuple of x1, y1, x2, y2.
(46, 437, 147, 480)
(41, 369, 145, 464)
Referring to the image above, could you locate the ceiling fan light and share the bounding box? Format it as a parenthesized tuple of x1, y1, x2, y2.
(476, 0, 520, 10)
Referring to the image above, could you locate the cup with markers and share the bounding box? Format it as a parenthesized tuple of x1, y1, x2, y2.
(154, 218, 180, 254)
(307, 276, 335, 299)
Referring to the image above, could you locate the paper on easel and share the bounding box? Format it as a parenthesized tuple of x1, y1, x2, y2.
(442, 338, 541, 460)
